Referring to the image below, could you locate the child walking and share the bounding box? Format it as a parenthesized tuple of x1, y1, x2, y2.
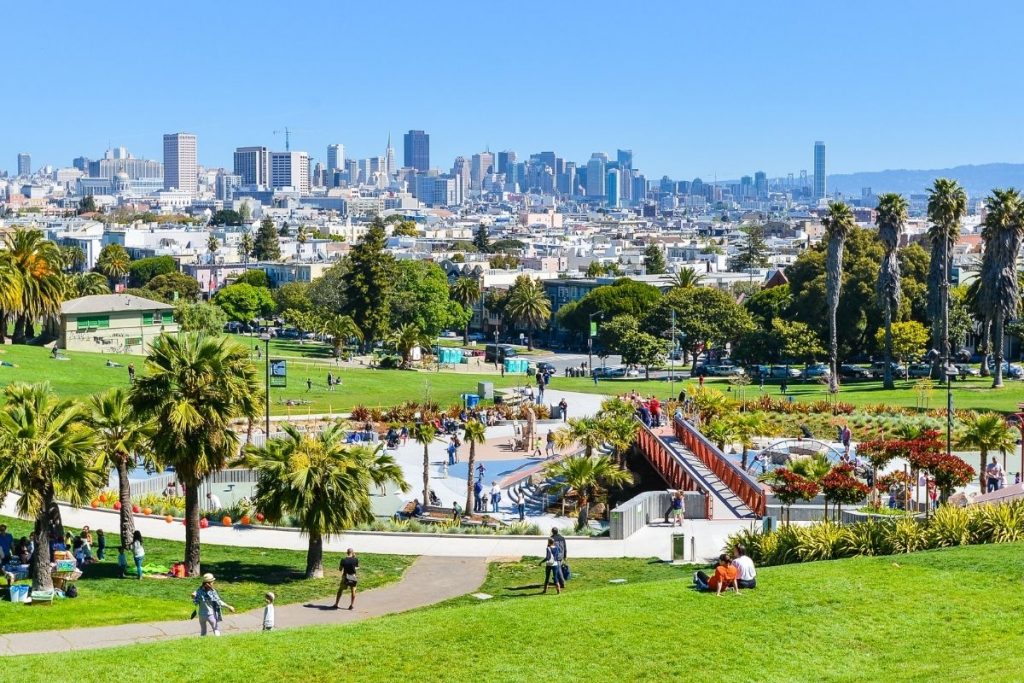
(263, 592, 275, 631)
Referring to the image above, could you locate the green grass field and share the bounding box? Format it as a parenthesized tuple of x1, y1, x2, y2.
(6, 542, 1022, 681)
(0, 515, 412, 634)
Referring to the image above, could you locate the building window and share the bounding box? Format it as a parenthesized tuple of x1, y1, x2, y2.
(76, 315, 110, 331)
(142, 312, 154, 325)
(162, 311, 174, 324)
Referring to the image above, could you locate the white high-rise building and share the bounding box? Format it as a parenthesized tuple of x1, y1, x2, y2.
(234, 146, 270, 187)
(270, 151, 310, 194)
(586, 153, 606, 198)
(384, 134, 395, 178)
(327, 144, 345, 172)
(163, 133, 197, 194)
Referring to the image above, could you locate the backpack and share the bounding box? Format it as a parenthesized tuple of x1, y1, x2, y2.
(66, 584, 78, 598)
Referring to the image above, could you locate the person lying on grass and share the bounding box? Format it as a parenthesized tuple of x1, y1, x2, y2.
(694, 554, 739, 596)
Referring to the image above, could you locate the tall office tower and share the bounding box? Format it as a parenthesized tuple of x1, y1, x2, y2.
(233, 146, 270, 187)
(385, 134, 395, 177)
(163, 133, 197, 193)
(403, 130, 430, 171)
(72, 156, 90, 172)
(537, 151, 557, 177)
(690, 177, 704, 198)
(344, 159, 358, 184)
(557, 161, 576, 195)
(616, 149, 633, 170)
(620, 167, 633, 202)
(497, 150, 517, 175)
(813, 141, 826, 199)
(740, 175, 753, 199)
(606, 169, 620, 208)
(452, 156, 471, 196)
(754, 171, 767, 199)
(270, 151, 310, 194)
(586, 154, 606, 198)
(632, 174, 647, 205)
(470, 152, 494, 191)
(505, 158, 520, 191)
(327, 144, 345, 172)
(17, 153, 31, 177)
(216, 173, 241, 201)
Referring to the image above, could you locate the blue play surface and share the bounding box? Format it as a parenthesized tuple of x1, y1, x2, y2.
(449, 458, 537, 482)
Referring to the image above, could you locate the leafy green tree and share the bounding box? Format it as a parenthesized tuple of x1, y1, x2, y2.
(239, 424, 408, 577)
(77, 194, 98, 214)
(213, 283, 275, 323)
(0, 383, 102, 591)
(491, 239, 526, 253)
(949, 285, 974, 353)
(651, 286, 754, 371)
(450, 277, 482, 344)
(209, 209, 242, 226)
(131, 335, 261, 576)
(253, 216, 281, 261)
(556, 279, 662, 341)
(643, 244, 667, 275)
(744, 285, 792, 330)
(473, 224, 491, 253)
(597, 314, 639, 355)
(175, 302, 228, 336)
(777, 319, 826, 366)
(874, 320, 928, 377)
(730, 224, 770, 271)
(618, 329, 667, 379)
(392, 261, 464, 337)
(823, 202, 855, 391)
(144, 272, 201, 303)
(390, 220, 419, 237)
(95, 243, 131, 284)
(488, 253, 520, 269)
(450, 253, 466, 263)
(505, 275, 552, 350)
(128, 256, 177, 287)
(279, 221, 291, 237)
(308, 262, 348, 315)
(238, 201, 252, 223)
(234, 269, 271, 288)
(342, 219, 396, 350)
(89, 388, 154, 549)
(274, 281, 311, 313)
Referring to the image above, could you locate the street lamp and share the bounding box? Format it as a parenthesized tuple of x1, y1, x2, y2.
(587, 312, 604, 375)
(260, 333, 272, 441)
(926, 348, 956, 457)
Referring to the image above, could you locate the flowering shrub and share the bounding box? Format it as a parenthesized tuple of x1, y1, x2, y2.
(821, 463, 870, 513)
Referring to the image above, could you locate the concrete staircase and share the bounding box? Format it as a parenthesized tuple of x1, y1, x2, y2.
(658, 434, 755, 519)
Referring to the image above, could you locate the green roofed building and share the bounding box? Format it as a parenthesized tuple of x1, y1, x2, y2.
(59, 294, 177, 354)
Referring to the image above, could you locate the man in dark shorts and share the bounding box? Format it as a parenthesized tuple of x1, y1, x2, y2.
(333, 548, 359, 610)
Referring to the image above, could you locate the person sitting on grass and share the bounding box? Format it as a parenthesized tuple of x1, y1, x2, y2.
(732, 544, 757, 589)
(694, 554, 738, 596)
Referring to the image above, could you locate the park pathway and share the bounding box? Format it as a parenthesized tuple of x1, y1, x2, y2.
(0, 555, 487, 656)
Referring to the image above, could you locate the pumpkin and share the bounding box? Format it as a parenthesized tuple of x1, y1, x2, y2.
(132, 505, 140, 513)
(199, 518, 210, 528)
(241, 515, 251, 525)
(164, 515, 173, 523)
(90, 500, 99, 508)
(113, 501, 122, 510)
(221, 516, 232, 526)
(142, 507, 152, 515)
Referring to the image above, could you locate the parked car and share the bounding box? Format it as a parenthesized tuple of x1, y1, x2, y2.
(907, 363, 932, 378)
(769, 365, 802, 379)
(987, 360, 1024, 379)
(535, 361, 556, 374)
(485, 344, 517, 363)
(839, 364, 873, 380)
(467, 332, 486, 342)
(709, 364, 746, 377)
(440, 330, 458, 338)
(799, 363, 830, 380)
(955, 363, 979, 377)
(870, 361, 906, 379)
(591, 366, 618, 378)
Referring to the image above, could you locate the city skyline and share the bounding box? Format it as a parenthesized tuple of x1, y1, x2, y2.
(6, 1, 1024, 180)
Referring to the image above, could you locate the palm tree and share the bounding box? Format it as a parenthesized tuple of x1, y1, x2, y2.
(5, 228, 65, 343)
(957, 412, 1016, 492)
(66, 272, 110, 298)
(59, 244, 86, 273)
(670, 268, 704, 289)
(96, 243, 131, 285)
(543, 454, 633, 528)
(0, 254, 24, 343)
(926, 178, 967, 378)
(703, 417, 738, 452)
(463, 419, 486, 512)
(875, 193, 908, 390)
(239, 231, 254, 268)
(0, 383, 102, 591)
(504, 275, 551, 351)
(731, 412, 768, 470)
(388, 323, 432, 367)
(553, 417, 606, 458)
(412, 422, 437, 505)
(450, 277, 482, 344)
(207, 234, 220, 264)
(320, 313, 363, 357)
(600, 415, 637, 466)
(238, 424, 408, 578)
(89, 388, 154, 549)
(130, 334, 261, 576)
(978, 188, 1024, 388)
(822, 202, 855, 392)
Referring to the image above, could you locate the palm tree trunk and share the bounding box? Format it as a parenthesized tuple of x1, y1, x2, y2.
(463, 323, 470, 346)
(527, 326, 534, 351)
(882, 307, 895, 390)
(0, 308, 6, 343)
(117, 459, 137, 550)
(466, 442, 476, 513)
(246, 417, 254, 446)
(305, 532, 324, 579)
(423, 443, 430, 506)
(993, 316, 1005, 388)
(979, 447, 988, 492)
(13, 314, 27, 344)
(577, 494, 589, 530)
(980, 319, 992, 377)
(32, 491, 55, 592)
(183, 482, 202, 577)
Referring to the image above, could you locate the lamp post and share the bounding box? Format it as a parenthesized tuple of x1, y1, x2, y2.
(587, 312, 603, 374)
(1013, 411, 1024, 478)
(260, 333, 271, 441)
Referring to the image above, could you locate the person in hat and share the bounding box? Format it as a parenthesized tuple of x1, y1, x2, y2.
(192, 572, 235, 636)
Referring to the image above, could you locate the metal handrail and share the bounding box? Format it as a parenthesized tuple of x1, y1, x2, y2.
(634, 420, 715, 519)
(673, 416, 766, 517)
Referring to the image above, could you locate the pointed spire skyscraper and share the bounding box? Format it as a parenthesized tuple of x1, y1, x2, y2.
(385, 133, 395, 178)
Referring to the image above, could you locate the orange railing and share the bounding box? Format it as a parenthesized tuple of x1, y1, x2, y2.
(673, 417, 766, 517)
(635, 421, 714, 519)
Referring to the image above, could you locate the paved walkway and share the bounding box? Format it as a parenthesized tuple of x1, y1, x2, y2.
(0, 555, 487, 656)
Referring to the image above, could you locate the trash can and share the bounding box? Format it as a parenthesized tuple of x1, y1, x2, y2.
(762, 516, 778, 533)
(549, 404, 562, 420)
(462, 394, 480, 409)
(477, 382, 494, 400)
(671, 533, 687, 562)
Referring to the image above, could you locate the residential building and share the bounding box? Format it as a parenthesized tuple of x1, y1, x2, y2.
(59, 294, 178, 354)
(234, 146, 270, 187)
(216, 173, 241, 201)
(271, 151, 310, 194)
(403, 130, 429, 171)
(163, 133, 197, 194)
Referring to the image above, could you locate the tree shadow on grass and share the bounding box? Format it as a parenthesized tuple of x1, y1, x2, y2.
(199, 561, 311, 585)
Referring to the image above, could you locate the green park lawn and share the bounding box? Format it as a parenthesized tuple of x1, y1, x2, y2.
(0, 515, 413, 634)
(6, 542, 1023, 681)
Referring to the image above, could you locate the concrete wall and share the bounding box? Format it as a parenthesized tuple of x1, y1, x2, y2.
(61, 310, 178, 354)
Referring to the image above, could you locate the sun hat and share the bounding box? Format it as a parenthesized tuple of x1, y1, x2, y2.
(202, 573, 216, 583)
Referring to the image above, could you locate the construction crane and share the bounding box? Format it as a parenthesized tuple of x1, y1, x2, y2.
(273, 127, 291, 151)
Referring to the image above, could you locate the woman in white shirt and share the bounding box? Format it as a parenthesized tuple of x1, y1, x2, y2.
(732, 544, 757, 589)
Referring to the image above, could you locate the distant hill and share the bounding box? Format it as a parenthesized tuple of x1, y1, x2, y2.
(828, 163, 1024, 197)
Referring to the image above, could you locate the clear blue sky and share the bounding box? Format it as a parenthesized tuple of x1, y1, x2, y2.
(7, 0, 1024, 180)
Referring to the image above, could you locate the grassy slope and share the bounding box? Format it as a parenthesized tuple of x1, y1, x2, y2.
(7, 543, 1023, 682)
(0, 515, 412, 634)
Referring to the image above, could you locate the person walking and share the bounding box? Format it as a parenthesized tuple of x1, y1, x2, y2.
(127, 363, 136, 384)
(131, 530, 145, 580)
(540, 538, 563, 594)
(558, 398, 568, 422)
(508, 487, 526, 521)
(192, 573, 235, 636)
(306, 377, 313, 392)
(550, 527, 567, 590)
(327, 372, 334, 391)
(447, 439, 457, 466)
(670, 490, 685, 526)
(333, 548, 359, 610)
(545, 430, 556, 458)
(263, 591, 275, 631)
(490, 482, 502, 513)
(987, 457, 1006, 493)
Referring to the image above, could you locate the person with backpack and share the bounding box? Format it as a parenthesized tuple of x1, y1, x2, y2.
(540, 538, 563, 594)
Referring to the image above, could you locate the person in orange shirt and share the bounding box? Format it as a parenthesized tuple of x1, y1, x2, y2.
(694, 554, 739, 596)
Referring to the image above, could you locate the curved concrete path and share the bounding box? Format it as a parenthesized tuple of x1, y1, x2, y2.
(0, 555, 486, 656)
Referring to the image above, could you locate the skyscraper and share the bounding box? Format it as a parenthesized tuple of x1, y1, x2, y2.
(163, 133, 198, 194)
(497, 150, 517, 175)
(470, 152, 494, 191)
(327, 144, 345, 172)
(606, 169, 620, 208)
(270, 151, 310, 194)
(403, 130, 429, 171)
(586, 154, 606, 198)
(813, 141, 826, 200)
(452, 157, 471, 197)
(17, 153, 31, 177)
(385, 135, 395, 177)
(234, 146, 270, 187)
(754, 171, 767, 199)
(616, 149, 633, 170)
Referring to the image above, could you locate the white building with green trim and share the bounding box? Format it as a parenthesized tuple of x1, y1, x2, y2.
(59, 294, 178, 354)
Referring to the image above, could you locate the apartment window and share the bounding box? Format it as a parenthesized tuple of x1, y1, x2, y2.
(142, 312, 154, 325)
(162, 312, 174, 324)
(76, 315, 110, 331)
